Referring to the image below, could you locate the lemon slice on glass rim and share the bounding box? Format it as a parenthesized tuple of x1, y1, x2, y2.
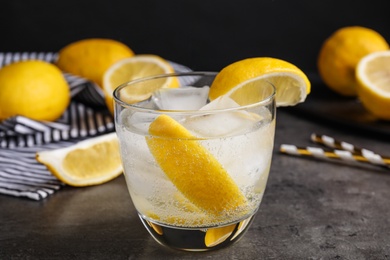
(209, 57, 311, 106)
(356, 50, 390, 120)
(36, 133, 122, 187)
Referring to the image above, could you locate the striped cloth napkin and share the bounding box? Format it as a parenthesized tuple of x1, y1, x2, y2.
(0, 52, 190, 201)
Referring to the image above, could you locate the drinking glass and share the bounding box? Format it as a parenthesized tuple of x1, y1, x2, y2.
(113, 72, 276, 251)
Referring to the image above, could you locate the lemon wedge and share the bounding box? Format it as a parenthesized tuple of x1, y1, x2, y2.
(209, 57, 311, 106)
(146, 114, 248, 217)
(356, 50, 390, 120)
(102, 54, 179, 114)
(205, 224, 236, 247)
(36, 133, 122, 186)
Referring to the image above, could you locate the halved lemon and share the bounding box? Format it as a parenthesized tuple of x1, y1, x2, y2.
(356, 50, 390, 120)
(36, 132, 122, 186)
(102, 54, 179, 114)
(209, 57, 311, 106)
(317, 26, 389, 96)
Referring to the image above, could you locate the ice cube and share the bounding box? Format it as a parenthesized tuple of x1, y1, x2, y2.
(152, 86, 209, 110)
(199, 95, 240, 110)
(119, 109, 158, 135)
(183, 95, 266, 137)
(183, 110, 259, 138)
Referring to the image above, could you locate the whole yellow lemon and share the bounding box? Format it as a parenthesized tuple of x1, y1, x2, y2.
(56, 38, 134, 87)
(318, 26, 389, 96)
(0, 60, 70, 121)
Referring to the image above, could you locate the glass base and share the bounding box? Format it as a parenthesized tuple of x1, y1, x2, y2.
(139, 213, 255, 252)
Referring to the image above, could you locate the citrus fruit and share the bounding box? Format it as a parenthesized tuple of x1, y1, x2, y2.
(205, 224, 236, 247)
(36, 132, 122, 186)
(318, 26, 389, 96)
(103, 55, 178, 114)
(208, 57, 310, 106)
(356, 50, 390, 120)
(0, 60, 70, 121)
(146, 114, 248, 217)
(56, 38, 134, 87)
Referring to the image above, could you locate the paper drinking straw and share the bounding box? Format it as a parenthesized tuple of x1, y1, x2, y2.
(310, 133, 379, 158)
(279, 144, 390, 168)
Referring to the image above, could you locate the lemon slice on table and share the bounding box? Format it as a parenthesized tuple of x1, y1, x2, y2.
(36, 133, 122, 186)
(102, 54, 179, 114)
(209, 57, 311, 106)
(356, 50, 390, 120)
(146, 114, 248, 217)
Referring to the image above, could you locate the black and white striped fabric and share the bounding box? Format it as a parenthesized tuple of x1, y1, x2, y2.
(0, 52, 191, 200)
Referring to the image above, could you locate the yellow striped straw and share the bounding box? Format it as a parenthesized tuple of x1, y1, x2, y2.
(280, 133, 390, 169)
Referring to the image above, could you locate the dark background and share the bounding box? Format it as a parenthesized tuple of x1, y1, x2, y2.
(1, 0, 389, 74)
(2, 2, 390, 259)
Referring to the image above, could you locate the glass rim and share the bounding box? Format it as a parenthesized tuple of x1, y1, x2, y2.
(113, 71, 276, 114)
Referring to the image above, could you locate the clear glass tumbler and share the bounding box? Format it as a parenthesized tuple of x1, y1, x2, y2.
(114, 72, 276, 251)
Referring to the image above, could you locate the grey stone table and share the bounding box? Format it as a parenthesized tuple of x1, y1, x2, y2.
(1, 109, 389, 259)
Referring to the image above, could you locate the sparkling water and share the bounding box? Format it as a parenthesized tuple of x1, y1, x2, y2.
(115, 74, 276, 251)
(116, 103, 275, 250)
